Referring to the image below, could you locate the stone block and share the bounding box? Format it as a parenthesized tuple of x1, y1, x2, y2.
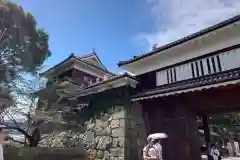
(112, 110, 125, 119)
(109, 148, 124, 157)
(102, 113, 109, 121)
(97, 150, 104, 159)
(86, 131, 95, 141)
(118, 137, 124, 147)
(114, 106, 123, 112)
(101, 121, 110, 129)
(112, 128, 124, 137)
(109, 148, 119, 157)
(112, 138, 118, 148)
(103, 151, 110, 160)
(96, 136, 112, 150)
(110, 119, 120, 129)
(119, 119, 125, 127)
(108, 116, 113, 122)
(95, 127, 111, 136)
(118, 148, 124, 157)
(95, 119, 103, 130)
(86, 122, 95, 130)
(87, 149, 97, 159)
(110, 157, 123, 160)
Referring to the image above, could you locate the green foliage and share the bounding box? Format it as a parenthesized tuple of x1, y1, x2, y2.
(0, 0, 52, 146)
(209, 113, 240, 141)
(0, 0, 51, 112)
(210, 113, 240, 132)
(0, 0, 51, 78)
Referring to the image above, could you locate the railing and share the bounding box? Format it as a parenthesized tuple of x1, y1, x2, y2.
(156, 47, 240, 86)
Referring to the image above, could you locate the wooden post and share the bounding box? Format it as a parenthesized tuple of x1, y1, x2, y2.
(202, 115, 211, 152)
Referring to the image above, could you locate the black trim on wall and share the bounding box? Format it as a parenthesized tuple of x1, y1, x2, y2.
(195, 62, 200, 77)
(173, 68, 177, 82)
(136, 44, 240, 77)
(211, 57, 217, 73)
(191, 63, 195, 78)
(200, 60, 204, 76)
(216, 55, 222, 72)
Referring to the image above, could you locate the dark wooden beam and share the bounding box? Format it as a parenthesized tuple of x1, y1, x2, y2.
(202, 115, 211, 152)
(180, 85, 240, 114)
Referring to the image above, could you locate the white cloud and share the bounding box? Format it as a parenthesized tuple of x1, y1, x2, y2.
(142, 0, 240, 49)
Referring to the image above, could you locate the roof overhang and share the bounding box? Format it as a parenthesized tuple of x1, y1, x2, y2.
(69, 74, 139, 100)
(132, 67, 240, 101)
(132, 79, 240, 102)
(119, 15, 240, 76)
(41, 56, 74, 77)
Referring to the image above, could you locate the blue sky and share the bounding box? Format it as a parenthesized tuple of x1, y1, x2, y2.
(11, 0, 153, 72)
(12, 0, 240, 73)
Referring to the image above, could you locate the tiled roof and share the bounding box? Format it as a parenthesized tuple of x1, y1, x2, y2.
(118, 14, 240, 66)
(77, 52, 96, 59)
(76, 72, 138, 91)
(57, 72, 136, 91)
(40, 54, 77, 76)
(64, 72, 138, 99)
(41, 53, 115, 76)
(132, 67, 240, 99)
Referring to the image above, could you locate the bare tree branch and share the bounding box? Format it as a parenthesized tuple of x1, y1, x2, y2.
(3, 124, 31, 140)
(8, 136, 26, 145)
(40, 135, 49, 141)
(5, 111, 21, 129)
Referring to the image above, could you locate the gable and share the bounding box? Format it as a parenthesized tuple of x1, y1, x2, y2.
(82, 55, 106, 71)
(77, 53, 107, 71)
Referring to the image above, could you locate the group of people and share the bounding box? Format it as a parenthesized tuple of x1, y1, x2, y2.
(209, 144, 221, 160)
(143, 133, 223, 160)
(201, 144, 222, 160)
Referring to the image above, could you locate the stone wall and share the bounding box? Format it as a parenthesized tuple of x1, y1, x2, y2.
(40, 105, 126, 160)
(4, 147, 87, 160)
(37, 87, 149, 160)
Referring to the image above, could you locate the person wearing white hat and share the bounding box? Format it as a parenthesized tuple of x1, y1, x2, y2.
(143, 137, 163, 160)
(153, 139, 163, 160)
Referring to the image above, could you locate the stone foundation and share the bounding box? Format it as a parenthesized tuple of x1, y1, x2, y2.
(40, 105, 126, 160)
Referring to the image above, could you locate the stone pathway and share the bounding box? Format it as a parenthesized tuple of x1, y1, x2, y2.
(223, 157, 240, 160)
